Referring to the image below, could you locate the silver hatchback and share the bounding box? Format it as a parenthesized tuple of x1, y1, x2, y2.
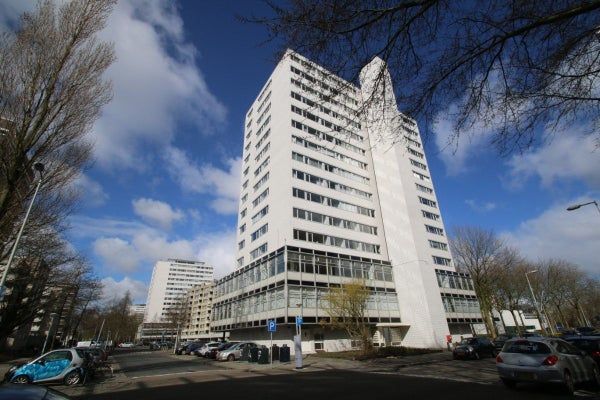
(496, 337, 600, 393)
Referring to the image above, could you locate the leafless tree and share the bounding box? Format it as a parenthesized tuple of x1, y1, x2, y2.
(322, 280, 373, 354)
(0, 0, 116, 262)
(248, 0, 600, 152)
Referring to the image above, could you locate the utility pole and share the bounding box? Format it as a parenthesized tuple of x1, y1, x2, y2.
(41, 312, 58, 355)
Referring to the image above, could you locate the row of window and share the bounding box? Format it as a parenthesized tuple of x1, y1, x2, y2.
(291, 78, 358, 121)
(291, 104, 363, 142)
(250, 243, 268, 260)
(293, 207, 377, 235)
(413, 170, 430, 182)
(293, 229, 381, 254)
(292, 152, 369, 185)
(254, 156, 269, 176)
(410, 158, 427, 170)
(436, 270, 475, 291)
(252, 205, 268, 224)
(290, 53, 359, 100)
(255, 128, 269, 149)
(287, 252, 393, 281)
(419, 196, 437, 208)
(255, 142, 270, 163)
(422, 210, 440, 221)
(433, 256, 452, 266)
(256, 102, 270, 126)
(442, 296, 481, 314)
(293, 187, 375, 217)
(251, 224, 268, 241)
(406, 136, 421, 148)
(425, 224, 444, 236)
(292, 120, 365, 156)
(253, 172, 269, 192)
(252, 188, 269, 208)
(416, 183, 433, 194)
(293, 169, 372, 200)
(292, 135, 367, 170)
(429, 239, 448, 251)
(407, 147, 423, 159)
(291, 91, 361, 130)
(290, 66, 359, 108)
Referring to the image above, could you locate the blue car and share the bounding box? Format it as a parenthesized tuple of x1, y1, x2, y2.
(4, 349, 86, 386)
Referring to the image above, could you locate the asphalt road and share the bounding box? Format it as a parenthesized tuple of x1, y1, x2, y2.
(79, 368, 587, 400)
(114, 349, 221, 379)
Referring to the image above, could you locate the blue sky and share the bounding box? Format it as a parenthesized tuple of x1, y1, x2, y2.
(1, 1, 598, 303)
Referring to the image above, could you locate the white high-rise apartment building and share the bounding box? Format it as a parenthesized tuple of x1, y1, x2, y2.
(211, 50, 482, 350)
(181, 282, 215, 341)
(144, 259, 213, 323)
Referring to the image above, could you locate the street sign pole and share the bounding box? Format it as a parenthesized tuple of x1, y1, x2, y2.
(270, 331, 273, 367)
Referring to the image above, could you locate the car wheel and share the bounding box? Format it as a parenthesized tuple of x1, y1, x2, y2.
(12, 375, 31, 384)
(227, 354, 235, 362)
(563, 370, 575, 395)
(501, 378, 517, 389)
(64, 370, 81, 386)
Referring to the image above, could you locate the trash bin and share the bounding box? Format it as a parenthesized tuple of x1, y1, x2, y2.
(241, 345, 250, 361)
(249, 346, 259, 363)
(271, 344, 280, 361)
(279, 344, 290, 362)
(258, 346, 270, 364)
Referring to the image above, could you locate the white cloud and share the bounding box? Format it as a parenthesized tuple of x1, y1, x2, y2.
(72, 174, 109, 207)
(465, 199, 496, 213)
(93, 237, 141, 272)
(92, 0, 226, 169)
(501, 197, 600, 277)
(101, 276, 148, 304)
(165, 146, 241, 214)
(506, 128, 600, 190)
(194, 230, 237, 278)
(132, 198, 184, 230)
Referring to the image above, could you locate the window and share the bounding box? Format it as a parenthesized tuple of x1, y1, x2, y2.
(43, 351, 73, 362)
(425, 225, 444, 236)
(419, 196, 437, 208)
(413, 171, 430, 182)
(240, 208, 247, 218)
(292, 188, 375, 217)
(238, 240, 245, 250)
(253, 172, 269, 192)
(293, 169, 372, 199)
(433, 256, 451, 266)
(239, 224, 246, 234)
(429, 240, 448, 251)
(244, 153, 250, 164)
(408, 147, 424, 159)
(293, 229, 381, 254)
(293, 207, 377, 235)
(252, 205, 269, 224)
(255, 128, 270, 149)
(241, 193, 248, 203)
(250, 243, 268, 259)
(244, 141, 251, 152)
(292, 120, 365, 155)
(252, 188, 269, 208)
(255, 142, 270, 162)
(292, 136, 367, 170)
(422, 210, 440, 221)
(416, 183, 433, 194)
(251, 224, 268, 241)
(254, 156, 270, 176)
(243, 167, 249, 177)
(242, 180, 248, 190)
(290, 105, 363, 142)
(292, 152, 369, 184)
(406, 136, 421, 148)
(410, 159, 427, 170)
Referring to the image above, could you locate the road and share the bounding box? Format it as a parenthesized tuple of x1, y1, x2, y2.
(65, 350, 597, 400)
(114, 349, 220, 379)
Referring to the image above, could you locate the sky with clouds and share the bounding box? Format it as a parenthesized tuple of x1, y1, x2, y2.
(1, 1, 598, 303)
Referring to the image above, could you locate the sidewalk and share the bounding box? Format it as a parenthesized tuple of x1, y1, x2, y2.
(217, 351, 453, 374)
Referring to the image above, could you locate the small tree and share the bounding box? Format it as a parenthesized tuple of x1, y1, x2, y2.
(323, 280, 372, 355)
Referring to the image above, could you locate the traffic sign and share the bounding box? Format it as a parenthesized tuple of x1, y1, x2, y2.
(295, 316, 303, 326)
(267, 319, 276, 332)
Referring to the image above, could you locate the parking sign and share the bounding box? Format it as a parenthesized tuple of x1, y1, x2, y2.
(267, 319, 276, 332)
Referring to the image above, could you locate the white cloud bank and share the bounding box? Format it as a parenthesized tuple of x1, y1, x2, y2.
(101, 276, 149, 304)
(501, 197, 600, 277)
(132, 198, 184, 230)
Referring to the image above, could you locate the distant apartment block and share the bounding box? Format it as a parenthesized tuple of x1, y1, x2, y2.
(210, 50, 482, 351)
(181, 282, 215, 341)
(144, 259, 213, 323)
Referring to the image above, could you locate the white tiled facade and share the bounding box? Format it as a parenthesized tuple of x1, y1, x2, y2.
(212, 50, 481, 350)
(144, 259, 213, 323)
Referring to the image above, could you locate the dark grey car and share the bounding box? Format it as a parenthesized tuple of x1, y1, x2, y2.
(496, 337, 600, 394)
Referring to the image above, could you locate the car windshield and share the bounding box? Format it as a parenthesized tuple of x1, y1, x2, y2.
(503, 340, 551, 354)
(460, 338, 478, 345)
(218, 343, 235, 350)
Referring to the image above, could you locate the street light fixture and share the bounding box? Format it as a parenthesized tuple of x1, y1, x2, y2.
(566, 200, 600, 215)
(0, 163, 45, 301)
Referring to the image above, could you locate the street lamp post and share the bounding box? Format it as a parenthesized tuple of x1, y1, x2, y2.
(0, 163, 45, 301)
(566, 200, 600, 216)
(525, 270, 549, 335)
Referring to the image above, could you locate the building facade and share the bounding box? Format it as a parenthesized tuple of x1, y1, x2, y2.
(211, 50, 481, 351)
(144, 259, 213, 323)
(180, 282, 216, 341)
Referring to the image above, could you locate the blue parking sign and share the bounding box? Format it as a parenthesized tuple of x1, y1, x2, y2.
(267, 319, 276, 332)
(295, 316, 303, 326)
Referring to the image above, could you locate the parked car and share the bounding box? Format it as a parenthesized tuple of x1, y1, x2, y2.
(195, 342, 221, 357)
(184, 342, 204, 355)
(75, 347, 107, 362)
(493, 335, 514, 352)
(0, 384, 71, 399)
(453, 337, 496, 360)
(496, 337, 600, 394)
(576, 327, 598, 336)
(208, 342, 238, 359)
(148, 342, 161, 350)
(4, 348, 87, 386)
(174, 342, 190, 355)
(565, 336, 600, 368)
(118, 342, 135, 348)
(216, 342, 257, 361)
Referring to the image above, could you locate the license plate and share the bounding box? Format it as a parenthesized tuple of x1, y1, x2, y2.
(515, 372, 536, 380)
